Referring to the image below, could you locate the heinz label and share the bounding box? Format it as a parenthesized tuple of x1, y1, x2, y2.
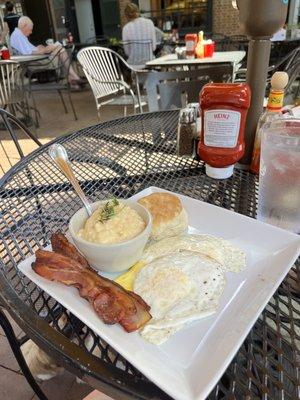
(204, 109, 241, 148)
(186, 40, 195, 52)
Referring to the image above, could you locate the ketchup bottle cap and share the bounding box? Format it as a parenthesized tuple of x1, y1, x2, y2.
(205, 164, 234, 179)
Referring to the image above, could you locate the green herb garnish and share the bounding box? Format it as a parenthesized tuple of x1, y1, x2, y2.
(98, 198, 119, 223)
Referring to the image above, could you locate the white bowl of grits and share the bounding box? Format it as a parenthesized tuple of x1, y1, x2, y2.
(69, 199, 152, 272)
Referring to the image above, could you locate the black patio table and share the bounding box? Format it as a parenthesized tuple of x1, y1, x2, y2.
(0, 110, 299, 400)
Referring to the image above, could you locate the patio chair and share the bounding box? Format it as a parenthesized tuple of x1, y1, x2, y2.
(227, 35, 248, 51)
(282, 48, 300, 103)
(0, 108, 42, 174)
(122, 39, 154, 69)
(26, 46, 78, 126)
(77, 46, 145, 117)
(0, 60, 31, 120)
(235, 46, 300, 102)
(142, 63, 233, 112)
(211, 33, 229, 51)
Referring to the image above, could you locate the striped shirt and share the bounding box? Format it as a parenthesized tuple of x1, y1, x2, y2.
(122, 17, 156, 68)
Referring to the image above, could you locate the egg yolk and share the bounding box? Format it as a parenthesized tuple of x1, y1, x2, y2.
(115, 261, 146, 291)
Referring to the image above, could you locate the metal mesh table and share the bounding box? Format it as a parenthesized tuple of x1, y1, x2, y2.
(0, 111, 299, 400)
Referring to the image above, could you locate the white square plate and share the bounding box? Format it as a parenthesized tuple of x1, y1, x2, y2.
(18, 186, 300, 400)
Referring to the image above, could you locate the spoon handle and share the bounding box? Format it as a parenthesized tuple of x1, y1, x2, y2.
(49, 145, 93, 216)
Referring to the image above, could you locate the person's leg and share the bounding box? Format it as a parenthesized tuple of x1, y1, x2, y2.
(51, 45, 80, 83)
(58, 49, 80, 81)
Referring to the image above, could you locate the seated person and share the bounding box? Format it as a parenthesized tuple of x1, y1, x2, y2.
(122, 2, 156, 68)
(10, 16, 83, 89)
(4, 1, 20, 35)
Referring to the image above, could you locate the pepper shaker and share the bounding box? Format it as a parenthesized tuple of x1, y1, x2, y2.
(177, 108, 195, 157)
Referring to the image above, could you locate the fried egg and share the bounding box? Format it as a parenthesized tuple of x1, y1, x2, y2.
(134, 251, 225, 345)
(115, 234, 245, 292)
(141, 234, 246, 272)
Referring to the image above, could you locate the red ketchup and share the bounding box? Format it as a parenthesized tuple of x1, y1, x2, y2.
(185, 34, 197, 59)
(198, 83, 251, 179)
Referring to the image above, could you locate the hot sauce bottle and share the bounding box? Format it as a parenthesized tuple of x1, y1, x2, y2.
(250, 71, 289, 174)
(195, 31, 204, 59)
(198, 83, 251, 179)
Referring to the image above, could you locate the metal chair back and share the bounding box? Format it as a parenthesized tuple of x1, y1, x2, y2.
(283, 47, 300, 102)
(211, 34, 229, 51)
(227, 35, 248, 51)
(26, 46, 78, 124)
(77, 46, 141, 113)
(122, 40, 153, 68)
(0, 108, 41, 174)
(27, 46, 72, 84)
(282, 46, 300, 71)
(236, 46, 300, 81)
(257, 46, 300, 102)
(0, 61, 23, 109)
(77, 46, 126, 106)
(143, 64, 233, 112)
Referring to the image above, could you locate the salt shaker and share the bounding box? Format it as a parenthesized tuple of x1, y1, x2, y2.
(187, 103, 201, 159)
(177, 108, 195, 157)
(187, 103, 201, 139)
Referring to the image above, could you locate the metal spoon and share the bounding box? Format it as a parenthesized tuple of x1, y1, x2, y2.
(49, 143, 93, 216)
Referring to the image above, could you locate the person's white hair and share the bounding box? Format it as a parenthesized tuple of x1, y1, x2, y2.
(18, 16, 33, 30)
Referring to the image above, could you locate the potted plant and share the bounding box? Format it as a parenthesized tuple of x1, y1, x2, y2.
(107, 37, 126, 58)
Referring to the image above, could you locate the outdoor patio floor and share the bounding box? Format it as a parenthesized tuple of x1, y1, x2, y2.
(0, 86, 136, 399)
(0, 310, 94, 400)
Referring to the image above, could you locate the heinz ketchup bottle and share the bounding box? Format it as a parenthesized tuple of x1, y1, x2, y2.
(185, 33, 197, 59)
(198, 83, 251, 179)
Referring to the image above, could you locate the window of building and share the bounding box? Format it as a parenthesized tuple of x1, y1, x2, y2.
(142, 0, 212, 35)
(49, 0, 67, 41)
(15, 2, 23, 15)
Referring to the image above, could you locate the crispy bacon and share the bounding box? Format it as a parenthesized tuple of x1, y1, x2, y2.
(51, 232, 90, 269)
(32, 236, 151, 332)
(51, 233, 151, 313)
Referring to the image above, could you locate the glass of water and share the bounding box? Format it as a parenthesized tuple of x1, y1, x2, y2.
(257, 118, 300, 233)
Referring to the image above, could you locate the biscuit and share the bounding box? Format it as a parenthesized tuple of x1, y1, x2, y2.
(138, 193, 188, 241)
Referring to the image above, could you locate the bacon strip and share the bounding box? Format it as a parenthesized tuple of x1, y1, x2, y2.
(51, 233, 90, 269)
(51, 233, 150, 312)
(32, 235, 151, 332)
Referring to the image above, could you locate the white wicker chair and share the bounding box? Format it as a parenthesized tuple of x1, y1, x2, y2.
(0, 61, 28, 116)
(77, 46, 145, 117)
